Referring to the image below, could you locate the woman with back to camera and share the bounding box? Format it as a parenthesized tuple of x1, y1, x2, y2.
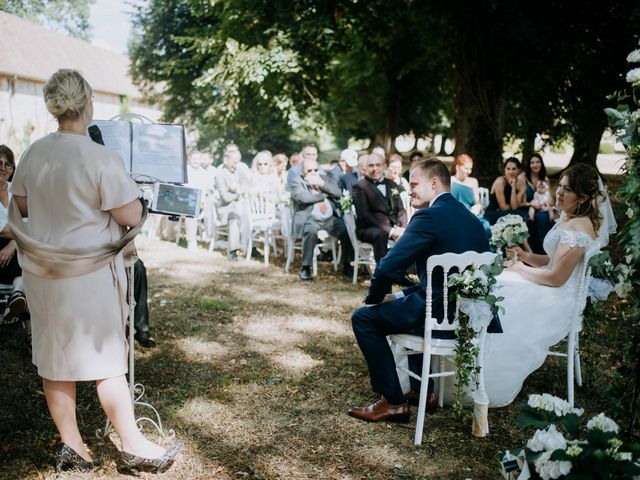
(9, 69, 181, 473)
(519, 153, 555, 253)
(482, 163, 616, 406)
(484, 157, 528, 225)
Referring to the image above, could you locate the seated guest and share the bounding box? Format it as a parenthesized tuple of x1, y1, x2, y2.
(328, 148, 358, 184)
(349, 158, 489, 422)
(290, 157, 353, 281)
(250, 150, 281, 203)
(214, 147, 248, 261)
(339, 154, 368, 194)
(450, 153, 491, 234)
(287, 145, 317, 190)
(272, 153, 288, 192)
(484, 157, 528, 225)
(519, 153, 555, 254)
(402, 150, 424, 182)
(0, 145, 27, 325)
(185, 151, 216, 251)
(352, 153, 407, 263)
(386, 154, 410, 192)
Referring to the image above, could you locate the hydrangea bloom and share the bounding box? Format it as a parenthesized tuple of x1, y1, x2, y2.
(528, 393, 584, 417)
(586, 413, 619, 433)
(627, 49, 640, 63)
(626, 67, 640, 85)
(527, 425, 567, 452)
(533, 451, 573, 480)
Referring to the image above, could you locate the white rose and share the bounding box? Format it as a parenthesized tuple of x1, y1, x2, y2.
(587, 413, 619, 433)
(527, 425, 568, 452)
(627, 49, 640, 63)
(627, 207, 634, 219)
(534, 451, 573, 480)
(626, 67, 640, 85)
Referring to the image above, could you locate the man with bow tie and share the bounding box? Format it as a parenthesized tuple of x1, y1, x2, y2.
(290, 157, 353, 281)
(352, 153, 408, 263)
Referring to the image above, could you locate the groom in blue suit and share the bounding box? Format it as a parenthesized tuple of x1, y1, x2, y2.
(349, 158, 490, 422)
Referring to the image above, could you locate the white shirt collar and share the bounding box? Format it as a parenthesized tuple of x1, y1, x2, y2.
(429, 191, 448, 207)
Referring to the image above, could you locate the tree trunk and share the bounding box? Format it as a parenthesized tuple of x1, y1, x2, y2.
(521, 130, 536, 164)
(569, 117, 606, 171)
(451, 3, 507, 178)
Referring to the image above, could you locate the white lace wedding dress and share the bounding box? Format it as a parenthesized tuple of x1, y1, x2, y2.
(482, 224, 600, 407)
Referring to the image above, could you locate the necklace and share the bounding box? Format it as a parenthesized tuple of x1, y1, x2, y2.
(57, 128, 85, 135)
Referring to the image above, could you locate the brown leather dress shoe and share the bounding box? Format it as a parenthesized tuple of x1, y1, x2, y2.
(405, 390, 438, 413)
(348, 396, 410, 423)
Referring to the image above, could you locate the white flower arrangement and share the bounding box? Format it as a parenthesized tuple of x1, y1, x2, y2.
(627, 49, 640, 63)
(281, 190, 291, 206)
(501, 396, 640, 479)
(533, 451, 573, 480)
(527, 393, 584, 417)
(587, 251, 629, 302)
(339, 189, 353, 213)
(527, 425, 567, 452)
(626, 67, 640, 86)
(446, 258, 504, 416)
(490, 214, 529, 251)
(586, 412, 619, 433)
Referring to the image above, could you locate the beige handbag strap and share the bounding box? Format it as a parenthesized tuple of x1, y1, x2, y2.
(8, 197, 147, 279)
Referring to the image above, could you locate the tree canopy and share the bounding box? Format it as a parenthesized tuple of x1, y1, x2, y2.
(0, 0, 94, 40)
(130, 0, 640, 174)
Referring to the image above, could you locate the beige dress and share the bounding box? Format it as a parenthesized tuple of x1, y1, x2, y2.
(11, 132, 140, 381)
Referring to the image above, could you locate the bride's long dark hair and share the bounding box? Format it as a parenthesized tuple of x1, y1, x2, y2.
(560, 164, 603, 232)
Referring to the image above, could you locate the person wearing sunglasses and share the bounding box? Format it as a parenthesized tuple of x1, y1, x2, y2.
(289, 157, 354, 281)
(250, 150, 281, 203)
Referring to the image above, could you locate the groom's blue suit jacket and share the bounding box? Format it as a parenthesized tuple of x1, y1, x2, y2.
(364, 192, 490, 323)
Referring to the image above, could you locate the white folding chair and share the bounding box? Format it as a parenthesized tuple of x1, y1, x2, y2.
(342, 209, 376, 284)
(389, 251, 497, 445)
(547, 246, 599, 406)
(478, 187, 490, 209)
(245, 190, 281, 264)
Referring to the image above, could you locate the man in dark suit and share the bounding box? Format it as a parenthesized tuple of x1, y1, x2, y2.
(348, 158, 490, 422)
(352, 153, 407, 263)
(290, 157, 353, 281)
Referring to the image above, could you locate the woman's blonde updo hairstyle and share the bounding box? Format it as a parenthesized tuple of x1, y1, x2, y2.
(43, 69, 92, 121)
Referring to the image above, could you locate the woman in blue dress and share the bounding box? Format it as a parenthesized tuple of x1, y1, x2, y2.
(449, 154, 491, 234)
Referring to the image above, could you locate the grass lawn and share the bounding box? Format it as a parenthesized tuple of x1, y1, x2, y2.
(0, 238, 625, 479)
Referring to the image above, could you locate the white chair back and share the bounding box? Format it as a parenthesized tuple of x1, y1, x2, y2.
(342, 209, 359, 250)
(478, 187, 490, 209)
(247, 189, 277, 221)
(425, 251, 498, 333)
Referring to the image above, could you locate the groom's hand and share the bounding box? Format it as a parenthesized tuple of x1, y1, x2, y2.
(382, 293, 396, 303)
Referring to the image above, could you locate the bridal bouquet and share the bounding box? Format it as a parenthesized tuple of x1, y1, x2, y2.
(339, 189, 353, 213)
(500, 393, 640, 480)
(447, 257, 504, 416)
(491, 214, 529, 252)
(587, 251, 630, 301)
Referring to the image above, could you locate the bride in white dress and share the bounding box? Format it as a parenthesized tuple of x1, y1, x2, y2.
(482, 164, 617, 407)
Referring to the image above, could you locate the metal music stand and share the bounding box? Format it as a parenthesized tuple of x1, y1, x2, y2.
(97, 113, 176, 441)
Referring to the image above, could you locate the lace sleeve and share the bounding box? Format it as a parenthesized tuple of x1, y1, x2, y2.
(558, 230, 592, 249)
